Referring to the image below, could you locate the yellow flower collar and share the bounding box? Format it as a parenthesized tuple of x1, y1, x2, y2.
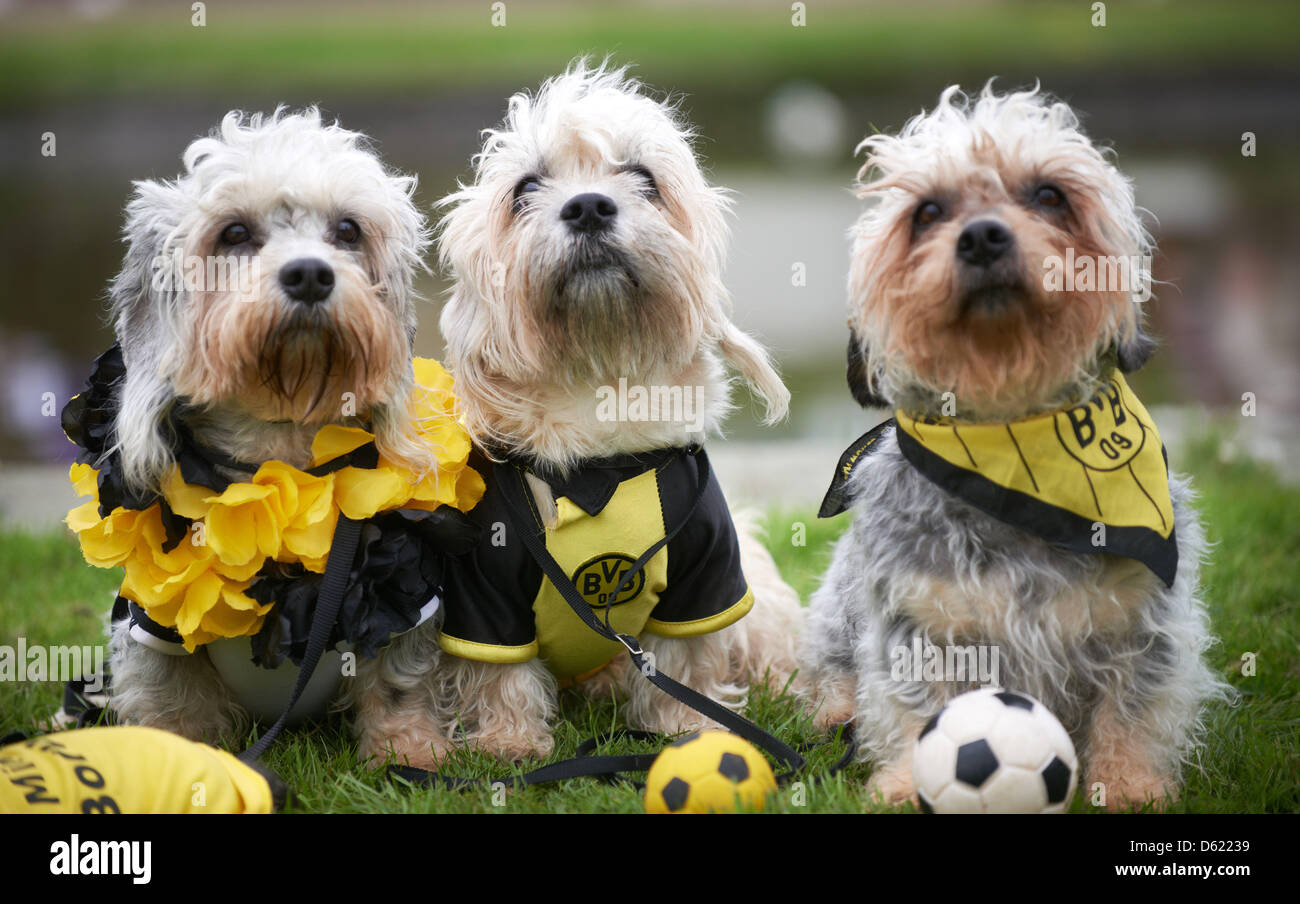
(66, 357, 485, 651)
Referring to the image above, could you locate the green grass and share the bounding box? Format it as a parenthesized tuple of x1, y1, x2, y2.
(2, 437, 1297, 813)
(1, 1, 1296, 109)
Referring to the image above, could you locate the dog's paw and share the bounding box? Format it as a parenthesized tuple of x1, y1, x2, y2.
(1087, 769, 1178, 812)
(358, 733, 451, 772)
(635, 704, 726, 738)
(812, 700, 856, 733)
(798, 675, 857, 732)
(473, 729, 555, 763)
(571, 664, 621, 701)
(865, 761, 917, 808)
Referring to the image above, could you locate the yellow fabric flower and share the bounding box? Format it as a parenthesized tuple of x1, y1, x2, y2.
(408, 357, 484, 512)
(200, 582, 269, 641)
(70, 462, 98, 498)
(118, 511, 271, 651)
(412, 356, 455, 399)
(120, 508, 211, 611)
(173, 571, 268, 652)
(69, 501, 150, 569)
(66, 464, 143, 568)
(309, 425, 374, 468)
(161, 466, 214, 520)
(332, 466, 411, 520)
(403, 460, 485, 513)
(273, 465, 337, 571)
(120, 522, 212, 612)
(203, 480, 285, 571)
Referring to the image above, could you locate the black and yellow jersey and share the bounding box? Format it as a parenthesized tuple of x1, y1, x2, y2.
(438, 446, 754, 680)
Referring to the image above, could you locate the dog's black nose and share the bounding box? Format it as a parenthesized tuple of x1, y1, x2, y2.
(560, 193, 618, 234)
(956, 220, 1014, 267)
(279, 258, 335, 304)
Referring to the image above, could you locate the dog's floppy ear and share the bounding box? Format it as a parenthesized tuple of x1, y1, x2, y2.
(1116, 322, 1156, 373)
(846, 328, 889, 408)
(108, 178, 190, 495)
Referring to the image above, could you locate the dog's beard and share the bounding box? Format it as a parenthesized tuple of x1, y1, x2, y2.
(532, 236, 689, 382)
(549, 236, 641, 309)
(252, 305, 366, 421)
(176, 274, 404, 424)
(863, 245, 1120, 418)
(956, 263, 1031, 320)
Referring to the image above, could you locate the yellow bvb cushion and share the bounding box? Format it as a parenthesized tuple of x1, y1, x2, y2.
(0, 726, 276, 814)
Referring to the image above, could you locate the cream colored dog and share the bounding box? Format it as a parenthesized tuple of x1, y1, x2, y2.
(432, 60, 802, 760)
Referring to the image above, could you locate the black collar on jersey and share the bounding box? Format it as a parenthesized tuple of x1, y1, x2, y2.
(489, 446, 688, 518)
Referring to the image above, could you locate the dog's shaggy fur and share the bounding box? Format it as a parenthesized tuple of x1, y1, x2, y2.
(432, 61, 802, 760)
(799, 84, 1231, 811)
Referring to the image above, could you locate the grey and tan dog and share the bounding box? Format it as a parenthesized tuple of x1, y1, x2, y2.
(800, 85, 1229, 811)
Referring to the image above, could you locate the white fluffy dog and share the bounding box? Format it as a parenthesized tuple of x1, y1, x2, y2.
(432, 61, 802, 760)
(90, 108, 474, 766)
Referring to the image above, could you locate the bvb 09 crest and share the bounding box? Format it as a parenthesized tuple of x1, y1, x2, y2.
(1054, 378, 1146, 471)
(572, 553, 645, 609)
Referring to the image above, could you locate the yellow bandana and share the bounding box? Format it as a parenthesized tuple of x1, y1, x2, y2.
(823, 371, 1178, 586)
(66, 358, 485, 651)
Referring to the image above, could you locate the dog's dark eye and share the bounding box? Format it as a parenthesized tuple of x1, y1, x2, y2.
(625, 164, 659, 199)
(335, 219, 362, 245)
(1032, 185, 1066, 209)
(513, 174, 542, 211)
(913, 201, 944, 230)
(221, 223, 251, 246)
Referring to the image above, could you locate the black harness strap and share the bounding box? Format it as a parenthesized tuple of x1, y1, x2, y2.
(497, 448, 804, 771)
(239, 514, 362, 763)
(391, 752, 665, 791)
(391, 731, 654, 791)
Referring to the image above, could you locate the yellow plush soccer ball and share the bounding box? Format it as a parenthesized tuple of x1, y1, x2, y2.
(644, 730, 777, 813)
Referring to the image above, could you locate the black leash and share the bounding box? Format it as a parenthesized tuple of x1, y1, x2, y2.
(44, 516, 360, 801)
(60, 516, 365, 757)
(499, 447, 802, 771)
(389, 446, 852, 792)
(390, 726, 856, 793)
(239, 514, 362, 763)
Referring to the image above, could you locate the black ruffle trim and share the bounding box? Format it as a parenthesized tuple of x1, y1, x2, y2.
(61, 344, 215, 550)
(247, 506, 479, 667)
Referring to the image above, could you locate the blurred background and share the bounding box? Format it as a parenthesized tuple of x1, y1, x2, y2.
(1, 0, 1297, 522)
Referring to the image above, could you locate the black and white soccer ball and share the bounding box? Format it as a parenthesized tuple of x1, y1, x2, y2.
(913, 688, 1078, 813)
